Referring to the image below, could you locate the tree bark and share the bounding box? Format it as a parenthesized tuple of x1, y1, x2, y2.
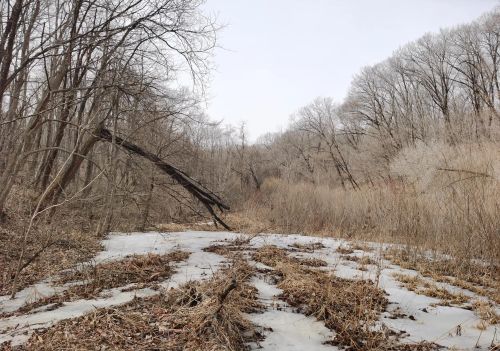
(97, 128, 231, 230)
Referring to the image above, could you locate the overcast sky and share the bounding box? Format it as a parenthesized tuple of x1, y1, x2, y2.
(201, 0, 499, 141)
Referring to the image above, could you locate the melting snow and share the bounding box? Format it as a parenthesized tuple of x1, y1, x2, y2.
(0, 287, 157, 346)
(0, 231, 498, 349)
(0, 231, 237, 346)
(0, 281, 61, 314)
(247, 276, 337, 351)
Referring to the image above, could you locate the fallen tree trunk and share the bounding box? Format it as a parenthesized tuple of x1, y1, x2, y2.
(97, 128, 231, 230)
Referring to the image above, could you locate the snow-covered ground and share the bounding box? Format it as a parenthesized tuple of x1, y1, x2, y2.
(247, 275, 336, 351)
(1, 231, 498, 349)
(0, 231, 235, 346)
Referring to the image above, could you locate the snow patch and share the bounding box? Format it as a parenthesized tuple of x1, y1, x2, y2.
(1, 231, 498, 349)
(0, 231, 235, 346)
(247, 276, 336, 351)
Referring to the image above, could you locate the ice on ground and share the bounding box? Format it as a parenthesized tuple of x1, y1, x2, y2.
(246, 234, 499, 350)
(96, 231, 237, 262)
(1, 230, 498, 350)
(1, 231, 237, 314)
(0, 231, 236, 347)
(0, 287, 157, 346)
(247, 276, 337, 351)
(0, 281, 61, 314)
(250, 311, 337, 351)
(379, 267, 499, 350)
(250, 276, 281, 301)
(160, 251, 228, 290)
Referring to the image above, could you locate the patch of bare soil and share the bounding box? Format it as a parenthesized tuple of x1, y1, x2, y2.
(253, 246, 440, 350)
(19, 260, 262, 351)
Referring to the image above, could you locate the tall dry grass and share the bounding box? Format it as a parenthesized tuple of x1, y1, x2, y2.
(244, 142, 500, 266)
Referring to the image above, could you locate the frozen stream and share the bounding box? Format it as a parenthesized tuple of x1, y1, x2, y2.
(0, 231, 498, 349)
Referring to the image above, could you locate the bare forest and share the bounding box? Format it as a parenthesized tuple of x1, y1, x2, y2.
(0, 1, 499, 350)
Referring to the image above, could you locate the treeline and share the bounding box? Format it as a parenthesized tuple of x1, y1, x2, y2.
(211, 8, 500, 263)
(0, 0, 227, 231)
(229, 8, 500, 190)
(0, 2, 498, 264)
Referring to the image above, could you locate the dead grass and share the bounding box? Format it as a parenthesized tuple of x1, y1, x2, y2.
(0, 223, 102, 296)
(253, 246, 438, 350)
(298, 257, 328, 267)
(423, 286, 469, 306)
(220, 213, 273, 234)
(342, 255, 377, 266)
(351, 242, 374, 252)
(156, 213, 272, 234)
(0, 187, 105, 296)
(155, 221, 221, 232)
(21, 260, 262, 351)
(289, 242, 326, 252)
(386, 248, 499, 304)
(392, 273, 422, 291)
(7, 251, 189, 316)
(392, 273, 469, 307)
(336, 245, 355, 255)
(203, 240, 254, 258)
(62, 250, 189, 285)
(252, 245, 326, 268)
(471, 300, 499, 325)
(241, 144, 500, 281)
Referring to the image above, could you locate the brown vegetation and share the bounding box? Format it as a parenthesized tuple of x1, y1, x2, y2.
(3, 251, 189, 318)
(385, 248, 499, 304)
(21, 260, 261, 351)
(0, 2, 499, 349)
(252, 246, 439, 350)
(1, 1, 499, 301)
(392, 273, 469, 306)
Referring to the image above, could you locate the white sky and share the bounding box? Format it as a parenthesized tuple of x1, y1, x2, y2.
(201, 0, 499, 141)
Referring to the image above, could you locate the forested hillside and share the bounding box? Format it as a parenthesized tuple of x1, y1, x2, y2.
(0, 2, 499, 349)
(1, 0, 499, 294)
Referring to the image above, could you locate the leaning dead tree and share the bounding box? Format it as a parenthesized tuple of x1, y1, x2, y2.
(98, 128, 231, 230)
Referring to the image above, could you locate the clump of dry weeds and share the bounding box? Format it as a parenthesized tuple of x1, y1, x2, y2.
(252, 246, 438, 350)
(253, 245, 326, 267)
(392, 273, 469, 306)
(298, 257, 328, 267)
(471, 300, 499, 326)
(9, 251, 189, 316)
(0, 225, 102, 297)
(289, 242, 326, 252)
(385, 248, 499, 304)
(23, 260, 262, 351)
(342, 255, 376, 266)
(203, 244, 251, 259)
(62, 250, 189, 286)
(336, 245, 355, 255)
